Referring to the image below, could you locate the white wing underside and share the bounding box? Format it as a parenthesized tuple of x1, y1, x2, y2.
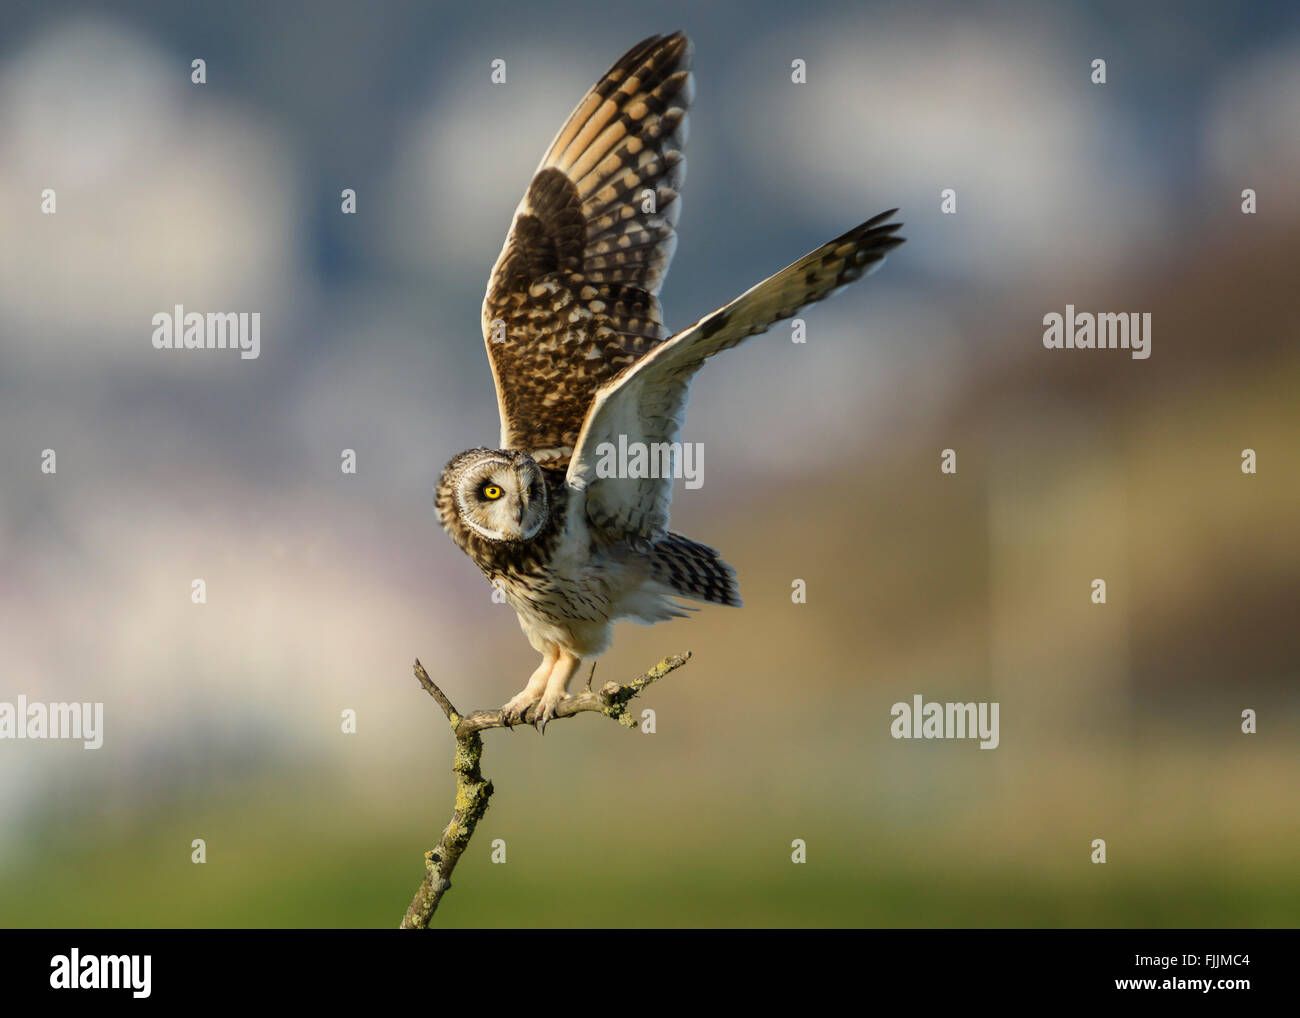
(566, 210, 905, 545)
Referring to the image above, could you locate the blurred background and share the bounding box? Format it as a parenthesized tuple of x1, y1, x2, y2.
(1, 0, 1297, 927)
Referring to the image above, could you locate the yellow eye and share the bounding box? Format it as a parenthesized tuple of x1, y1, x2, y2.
(483, 485, 503, 500)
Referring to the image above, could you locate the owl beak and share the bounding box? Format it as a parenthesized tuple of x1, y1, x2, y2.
(514, 490, 527, 525)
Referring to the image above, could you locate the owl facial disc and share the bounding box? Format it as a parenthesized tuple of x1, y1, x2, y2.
(453, 452, 549, 543)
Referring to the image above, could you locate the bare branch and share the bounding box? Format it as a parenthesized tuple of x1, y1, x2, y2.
(454, 652, 690, 737)
(400, 652, 691, 929)
(412, 659, 461, 723)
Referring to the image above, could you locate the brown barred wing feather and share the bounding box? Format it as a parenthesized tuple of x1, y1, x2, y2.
(481, 32, 693, 466)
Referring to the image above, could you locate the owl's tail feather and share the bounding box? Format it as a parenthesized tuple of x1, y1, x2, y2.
(650, 533, 742, 608)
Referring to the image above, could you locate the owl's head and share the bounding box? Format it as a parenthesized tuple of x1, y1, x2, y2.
(436, 448, 550, 544)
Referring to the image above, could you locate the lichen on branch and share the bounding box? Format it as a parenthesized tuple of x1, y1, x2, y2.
(400, 652, 691, 929)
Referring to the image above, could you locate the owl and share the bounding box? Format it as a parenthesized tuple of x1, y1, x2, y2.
(436, 31, 904, 729)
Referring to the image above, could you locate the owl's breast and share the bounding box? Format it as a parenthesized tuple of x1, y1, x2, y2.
(496, 525, 616, 627)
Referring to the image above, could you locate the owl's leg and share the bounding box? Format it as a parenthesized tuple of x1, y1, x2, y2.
(502, 646, 558, 727)
(533, 651, 581, 734)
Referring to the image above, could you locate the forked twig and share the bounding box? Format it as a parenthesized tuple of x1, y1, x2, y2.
(400, 652, 692, 928)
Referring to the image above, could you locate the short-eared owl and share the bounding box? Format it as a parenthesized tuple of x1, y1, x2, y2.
(436, 31, 904, 729)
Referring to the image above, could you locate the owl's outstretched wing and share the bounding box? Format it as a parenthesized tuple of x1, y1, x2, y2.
(567, 211, 906, 546)
(482, 32, 693, 465)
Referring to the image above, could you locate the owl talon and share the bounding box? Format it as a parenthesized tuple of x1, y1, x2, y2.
(532, 691, 570, 735)
(500, 695, 538, 728)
